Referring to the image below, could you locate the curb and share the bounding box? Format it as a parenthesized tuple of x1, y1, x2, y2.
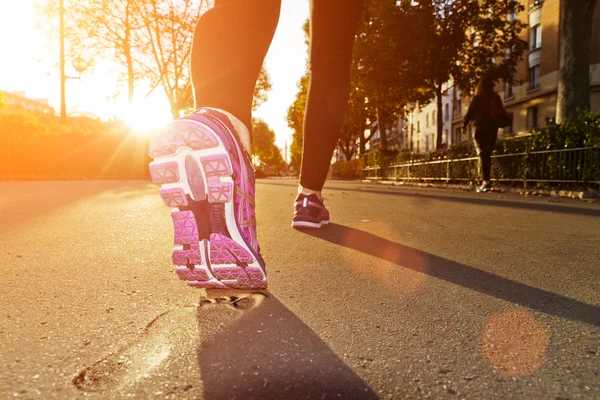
(362, 179, 600, 201)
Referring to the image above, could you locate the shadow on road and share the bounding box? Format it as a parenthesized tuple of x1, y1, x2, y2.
(260, 181, 600, 217)
(302, 224, 600, 328)
(197, 290, 379, 400)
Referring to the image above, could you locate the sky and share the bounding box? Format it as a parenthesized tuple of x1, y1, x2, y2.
(0, 0, 309, 158)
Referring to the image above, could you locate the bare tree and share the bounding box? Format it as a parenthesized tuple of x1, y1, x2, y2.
(90, 0, 140, 104)
(134, 0, 212, 119)
(38, 0, 146, 104)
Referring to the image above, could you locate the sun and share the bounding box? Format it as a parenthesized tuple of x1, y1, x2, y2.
(120, 102, 173, 134)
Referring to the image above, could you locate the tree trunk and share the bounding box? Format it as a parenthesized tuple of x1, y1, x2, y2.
(124, 38, 134, 104)
(358, 98, 367, 155)
(556, 0, 597, 123)
(170, 96, 180, 119)
(360, 120, 375, 155)
(360, 132, 366, 155)
(435, 85, 444, 149)
(377, 107, 388, 150)
(125, 0, 134, 104)
(341, 141, 354, 161)
(127, 59, 134, 104)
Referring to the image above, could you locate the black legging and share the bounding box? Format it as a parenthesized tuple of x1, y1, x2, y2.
(474, 129, 498, 182)
(191, 0, 364, 191)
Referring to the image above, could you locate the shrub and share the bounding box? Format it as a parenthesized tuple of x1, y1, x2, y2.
(529, 110, 600, 150)
(0, 111, 47, 138)
(357, 111, 600, 188)
(499, 135, 529, 154)
(331, 158, 364, 179)
(447, 141, 476, 158)
(0, 110, 150, 179)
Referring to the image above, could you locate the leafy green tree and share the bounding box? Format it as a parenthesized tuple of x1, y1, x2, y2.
(353, 1, 409, 151)
(286, 20, 310, 171)
(351, 0, 439, 151)
(253, 67, 273, 111)
(400, 0, 527, 149)
(353, 0, 526, 151)
(337, 85, 365, 160)
(251, 118, 285, 174)
(286, 72, 308, 171)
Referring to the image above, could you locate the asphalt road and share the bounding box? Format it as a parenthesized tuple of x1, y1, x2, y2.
(1, 179, 599, 399)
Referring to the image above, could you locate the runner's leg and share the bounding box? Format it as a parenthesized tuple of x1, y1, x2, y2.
(191, 0, 281, 148)
(299, 0, 364, 192)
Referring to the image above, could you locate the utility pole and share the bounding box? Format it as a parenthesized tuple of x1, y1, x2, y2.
(407, 102, 416, 152)
(58, 1, 87, 123)
(284, 141, 288, 164)
(59, 0, 67, 123)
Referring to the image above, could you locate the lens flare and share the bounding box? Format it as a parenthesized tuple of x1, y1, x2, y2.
(481, 308, 549, 377)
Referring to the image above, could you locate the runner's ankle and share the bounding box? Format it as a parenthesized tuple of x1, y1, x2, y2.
(205, 108, 252, 156)
(298, 186, 322, 201)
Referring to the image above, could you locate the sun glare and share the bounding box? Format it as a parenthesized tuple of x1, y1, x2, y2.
(120, 103, 172, 135)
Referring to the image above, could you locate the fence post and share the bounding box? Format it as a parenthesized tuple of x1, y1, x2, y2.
(523, 148, 529, 189)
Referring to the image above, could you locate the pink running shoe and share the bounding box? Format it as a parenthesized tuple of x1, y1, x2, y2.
(148, 108, 266, 290)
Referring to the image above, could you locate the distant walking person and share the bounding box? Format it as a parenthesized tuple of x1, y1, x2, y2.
(463, 77, 510, 193)
(147, 0, 364, 290)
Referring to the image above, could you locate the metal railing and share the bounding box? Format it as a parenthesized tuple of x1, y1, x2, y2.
(363, 147, 600, 187)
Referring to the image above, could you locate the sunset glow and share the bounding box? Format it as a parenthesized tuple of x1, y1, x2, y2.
(0, 0, 309, 151)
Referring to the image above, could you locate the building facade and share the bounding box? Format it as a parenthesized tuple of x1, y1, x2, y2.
(501, 0, 600, 135)
(393, 83, 462, 153)
(0, 90, 55, 115)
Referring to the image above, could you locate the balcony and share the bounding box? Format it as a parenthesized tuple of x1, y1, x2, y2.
(529, 0, 543, 12)
(529, 2, 542, 25)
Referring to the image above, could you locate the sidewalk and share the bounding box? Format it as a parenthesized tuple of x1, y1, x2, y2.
(361, 179, 600, 201)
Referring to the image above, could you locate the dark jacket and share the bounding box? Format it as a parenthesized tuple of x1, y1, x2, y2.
(464, 93, 501, 132)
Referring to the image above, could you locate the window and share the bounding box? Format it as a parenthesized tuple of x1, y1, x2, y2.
(505, 47, 513, 63)
(527, 106, 539, 130)
(432, 110, 436, 125)
(508, 9, 516, 23)
(505, 82, 514, 99)
(530, 24, 542, 50)
(454, 94, 462, 116)
(426, 113, 429, 127)
(529, 65, 540, 90)
(504, 113, 514, 135)
(453, 126, 462, 144)
(417, 121, 420, 132)
(426, 135, 430, 151)
(444, 104, 449, 121)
